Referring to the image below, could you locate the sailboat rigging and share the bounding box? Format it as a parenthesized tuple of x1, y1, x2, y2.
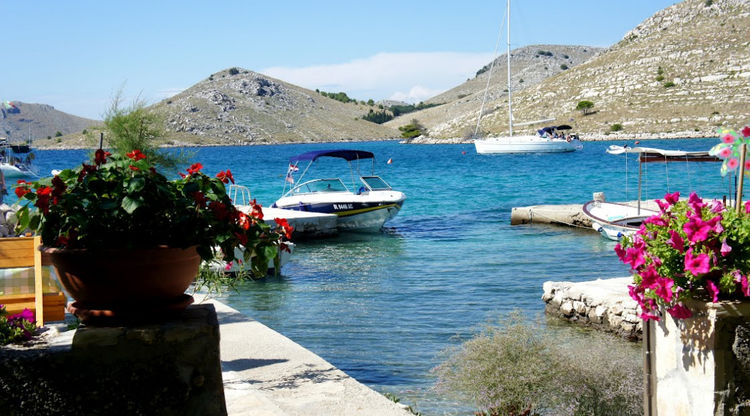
(473, 0, 582, 154)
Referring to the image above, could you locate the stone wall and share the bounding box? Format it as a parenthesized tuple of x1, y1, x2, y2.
(542, 278, 642, 340)
(0, 304, 227, 415)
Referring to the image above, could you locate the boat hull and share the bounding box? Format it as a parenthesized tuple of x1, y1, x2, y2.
(475, 136, 580, 154)
(582, 200, 659, 241)
(1, 163, 34, 178)
(274, 191, 406, 232)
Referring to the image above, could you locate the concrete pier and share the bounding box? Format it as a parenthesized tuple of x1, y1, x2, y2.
(511, 196, 660, 229)
(542, 277, 642, 340)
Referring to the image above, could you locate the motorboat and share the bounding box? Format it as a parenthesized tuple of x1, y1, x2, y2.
(272, 149, 406, 232)
(582, 145, 720, 240)
(0, 137, 36, 178)
(582, 200, 658, 241)
(228, 184, 338, 238)
(472, 0, 582, 155)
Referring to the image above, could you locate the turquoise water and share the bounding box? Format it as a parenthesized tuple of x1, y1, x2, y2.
(19, 138, 728, 414)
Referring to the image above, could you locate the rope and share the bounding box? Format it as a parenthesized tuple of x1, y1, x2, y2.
(473, 6, 508, 139)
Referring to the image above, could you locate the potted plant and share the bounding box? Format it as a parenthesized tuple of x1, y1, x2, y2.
(13, 149, 293, 318)
(616, 123, 750, 414)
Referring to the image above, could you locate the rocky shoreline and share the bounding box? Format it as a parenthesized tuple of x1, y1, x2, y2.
(403, 131, 718, 144)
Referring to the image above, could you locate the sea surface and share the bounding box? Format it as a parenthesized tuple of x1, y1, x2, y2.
(17, 138, 729, 414)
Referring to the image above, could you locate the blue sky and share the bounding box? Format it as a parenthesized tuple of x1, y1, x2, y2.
(2, 0, 678, 120)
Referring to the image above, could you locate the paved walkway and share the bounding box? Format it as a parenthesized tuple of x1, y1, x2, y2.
(201, 299, 411, 416)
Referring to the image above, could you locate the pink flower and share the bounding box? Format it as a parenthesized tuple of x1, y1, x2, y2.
(740, 274, 750, 297)
(722, 133, 737, 144)
(720, 147, 733, 158)
(683, 215, 713, 243)
(745, 160, 750, 172)
(644, 215, 668, 227)
(688, 192, 705, 212)
(640, 310, 661, 321)
(706, 280, 719, 303)
(654, 277, 675, 303)
(742, 126, 750, 138)
(728, 158, 739, 169)
(623, 242, 646, 269)
(639, 265, 660, 289)
(745, 200, 750, 214)
(664, 191, 680, 205)
(710, 200, 725, 214)
(721, 240, 732, 256)
(655, 199, 671, 213)
(667, 303, 693, 319)
(667, 230, 685, 252)
(684, 248, 711, 275)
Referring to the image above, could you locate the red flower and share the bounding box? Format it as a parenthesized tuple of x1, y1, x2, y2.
(179, 172, 187, 179)
(249, 199, 264, 220)
(742, 126, 750, 138)
(126, 149, 146, 161)
(77, 163, 98, 182)
(237, 212, 251, 230)
(191, 191, 207, 208)
(216, 169, 235, 184)
(234, 232, 248, 245)
(51, 175, 67, 197)
(35, 186, 53, 214)
(129, 165, 140, 171)
(280, 242, 292, 253)
(14, 180, 31, 198)
(209, 201, 229, 221)
(187, 162, 203, 175)
(94, 149, 111, 165)
(56, 235, 69, 247)
(274, 217, 294, 240)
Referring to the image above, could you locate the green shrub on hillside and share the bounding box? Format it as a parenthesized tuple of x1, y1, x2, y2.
(611, 123, 623, 132)
(663, 81, 676, 88)
(560, 64, 568, 70)
(576, 100, 594, 115)
(362, 109, 393, 124)
(319, 90, 355, 103)
(398, 119, 425, 139)
(229, 67, 240, 75)
(389, 102, 442, 117)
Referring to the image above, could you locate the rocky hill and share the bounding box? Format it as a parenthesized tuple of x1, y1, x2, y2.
(404, 0, 750, 141)
(1, 102, 98, 144)
(148, 68, 398, 146)
(385, 45, 601, 134)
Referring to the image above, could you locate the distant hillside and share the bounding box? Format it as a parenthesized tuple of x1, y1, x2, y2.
(413, 0, 750, 140)
(147, 68, 398, 146)
(0, 102, 98, 144)
(385, 45, 602, 134)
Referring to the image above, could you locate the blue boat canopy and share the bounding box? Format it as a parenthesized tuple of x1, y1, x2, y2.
(290, 149, 375, 163)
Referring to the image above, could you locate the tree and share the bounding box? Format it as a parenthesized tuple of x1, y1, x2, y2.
(398, 119, 426, 139)
(102, 92, 186, 169)
(576, 100, 595, 116)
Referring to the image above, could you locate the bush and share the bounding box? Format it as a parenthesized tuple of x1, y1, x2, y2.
(655, 75, 665, 82)
(663, 81, 676, 88)
(229, 67, 239, 75)
(560, 64, 568, 70)
(576, 100, 594, 115)
(55, 131, 62, 137)
(433, 313, 642, 416)
(398, 119, 425, 139)
(611, 123, 623, 132)
(362, 110, 393, 124)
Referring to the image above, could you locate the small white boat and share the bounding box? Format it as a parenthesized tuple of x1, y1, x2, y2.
(272, 149, 406, 232)
(1, 137, 36, 178)
(583, 145, 720, 240)
(582, 200, 658, 241)
(228, 184, 338, 238)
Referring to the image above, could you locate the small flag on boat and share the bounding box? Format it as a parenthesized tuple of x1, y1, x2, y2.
(387, 158, 392, 164)
(285, 163, 298, 183)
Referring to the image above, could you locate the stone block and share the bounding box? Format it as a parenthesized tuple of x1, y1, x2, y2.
(573, 301, 587, 315)
(560, 301, 575, 316)
(0, 304, 227, 415)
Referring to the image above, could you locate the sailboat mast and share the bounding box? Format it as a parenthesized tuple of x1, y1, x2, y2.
(506, 0, 513, 136)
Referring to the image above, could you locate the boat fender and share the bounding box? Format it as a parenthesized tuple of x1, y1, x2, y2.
(357, 186, 367, 195)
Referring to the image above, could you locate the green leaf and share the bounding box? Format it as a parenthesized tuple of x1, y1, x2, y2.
(128, 177, 145, 193)
(121, 196, 142, 214)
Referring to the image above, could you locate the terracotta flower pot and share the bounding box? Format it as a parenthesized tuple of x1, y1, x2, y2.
(42, 245, 201, 314)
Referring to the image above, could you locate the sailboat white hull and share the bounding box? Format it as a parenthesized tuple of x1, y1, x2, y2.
(475, 136, 580, 154)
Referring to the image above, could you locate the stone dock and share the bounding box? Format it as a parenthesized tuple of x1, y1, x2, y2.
(510, 195, 660, 229)
(542, 277, 642, 340)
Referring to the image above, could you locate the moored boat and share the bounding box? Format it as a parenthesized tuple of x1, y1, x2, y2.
(272, 149, 406, 232)
(582, 200, 658, 241)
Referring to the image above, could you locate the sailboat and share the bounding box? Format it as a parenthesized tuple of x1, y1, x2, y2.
(473, 0, 582, 154)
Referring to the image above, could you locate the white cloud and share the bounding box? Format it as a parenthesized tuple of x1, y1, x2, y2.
(262, 51, 493, 102)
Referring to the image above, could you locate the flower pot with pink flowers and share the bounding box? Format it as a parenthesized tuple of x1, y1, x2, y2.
(616, 123, 750, 415)
(13, 149, 292, 322)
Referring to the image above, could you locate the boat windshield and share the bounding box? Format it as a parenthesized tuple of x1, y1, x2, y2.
(360, 176, 391, 191)
(287, 178, 349, 195)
